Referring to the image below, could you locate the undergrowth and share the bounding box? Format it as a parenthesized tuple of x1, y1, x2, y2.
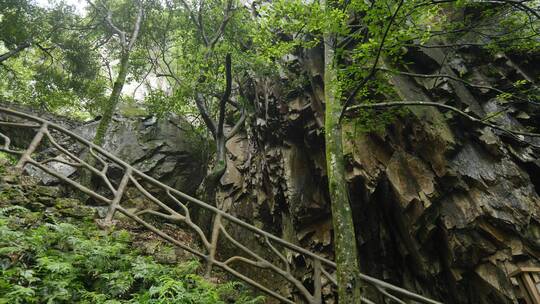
(0, 205, 264, 304)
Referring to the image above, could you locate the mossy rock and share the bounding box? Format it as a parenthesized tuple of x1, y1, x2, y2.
(27, 201, 47, 212)
(27, 186, 61, 207)
(54, 198, 96, 219)
(154, 245, 178, 264)
(136, 240, 178, 264)
(137, 239, 161, 255)
(118, 102, 148, 117)
(32, 185, 61, 199)
(1, 174, 19, 184)
(0, 186, 28, 206)
(9, 210, 44, 227)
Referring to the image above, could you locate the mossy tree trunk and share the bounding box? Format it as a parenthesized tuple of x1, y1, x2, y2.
(93, 51, 130, 146)
(322, 1, 363, 302)
(88, 0, 143, 146)
(80, 1, 143, 203)
(80, 51, 131, 200)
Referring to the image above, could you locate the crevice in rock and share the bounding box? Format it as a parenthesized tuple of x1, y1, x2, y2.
(520, 160, 540, 195)
(434, 223, 460, 304)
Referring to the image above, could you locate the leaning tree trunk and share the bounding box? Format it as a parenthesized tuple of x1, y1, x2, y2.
(323, 1, 363, 302)
(79, 51, 130, 201)
(93, 51, 130, 146)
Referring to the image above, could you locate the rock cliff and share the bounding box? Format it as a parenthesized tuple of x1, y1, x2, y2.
(216, 46, 540, 303)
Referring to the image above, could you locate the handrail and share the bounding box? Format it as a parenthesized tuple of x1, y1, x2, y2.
(0, 106, 443, 304)
(510, 267, 540, 304)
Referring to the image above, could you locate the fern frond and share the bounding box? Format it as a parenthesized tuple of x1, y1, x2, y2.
(0, 206, 30, 216)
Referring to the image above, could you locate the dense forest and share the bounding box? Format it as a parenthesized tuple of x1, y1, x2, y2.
(0, 0, 539, 303)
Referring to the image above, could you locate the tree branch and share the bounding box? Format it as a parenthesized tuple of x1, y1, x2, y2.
(380, 68, 502, 92)
(339, 0, 406, 122)
(486, 0, 540, 19)
(86, 0, 128, 48)
(105, 9, 127, 47)
(208, 0, 234, 50)
(226, 108, 246, 141)
(0, 41, 31, 64)
(197, 0, 209, 46)
(128, 0, 144, 50)
(179, 0, 209, 46)
(217, 53, 232, 138)
(227, 99, 240, 110)
(346, 101, 540, 138)
(195, 93, 217, 138)
(377, 68, 537, 105)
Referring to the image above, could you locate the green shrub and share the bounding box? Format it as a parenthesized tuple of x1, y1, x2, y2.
(0, 208, 264, 304)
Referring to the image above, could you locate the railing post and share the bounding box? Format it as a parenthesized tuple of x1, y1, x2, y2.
(205, 213, 222, 277)
(313, 259, 323, 304)
(104, 167, 132, 223)
(16, 123, 48, 169)
(511, 267, 540, 304)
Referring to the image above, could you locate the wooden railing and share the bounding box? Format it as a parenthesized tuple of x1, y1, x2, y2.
(511, 267, 540, 304)
(0, 106, 442, 304)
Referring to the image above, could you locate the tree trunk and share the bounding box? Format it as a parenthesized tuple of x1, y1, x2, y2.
(79, 51, 131, 202)
(203, 134, 226, 200)
(93, 51, 130, 146)
(215, 135, 226, 171)
(194, 53, 231, 208)
(322, 2, 363, 302)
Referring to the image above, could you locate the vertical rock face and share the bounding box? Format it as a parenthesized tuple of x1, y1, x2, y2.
(217, 46, 540, 302)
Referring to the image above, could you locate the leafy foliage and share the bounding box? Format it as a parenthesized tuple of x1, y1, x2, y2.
(0, 0, 107, 118)
(252, 0, 539, 131)
(0, 207, 264, 304)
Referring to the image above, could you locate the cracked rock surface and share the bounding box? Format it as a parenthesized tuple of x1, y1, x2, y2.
(214, 45, 540, 303)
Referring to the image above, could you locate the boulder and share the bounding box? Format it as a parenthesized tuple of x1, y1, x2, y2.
(1, 104, 208, 196)
(54, 198, 96, 218)
(75, 113, 207, 195)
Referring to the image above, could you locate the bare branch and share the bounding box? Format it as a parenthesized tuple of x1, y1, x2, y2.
(486, 0, 540, 19)
(92, 33, 113, 50)
(35, 43, 55, 63)
(226, 108, 246, 141)
(346, 101, 540, 139)
(128, 0, 144, 50)
(377, 68, 531, 102)
(227, 99, 240, 109)
(195, 93, 217, 138)
(105, 9, 127, 47)
(217, 54, 232, 138)
(87, 0, 143, 50)
(0, 41, 32, 63)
